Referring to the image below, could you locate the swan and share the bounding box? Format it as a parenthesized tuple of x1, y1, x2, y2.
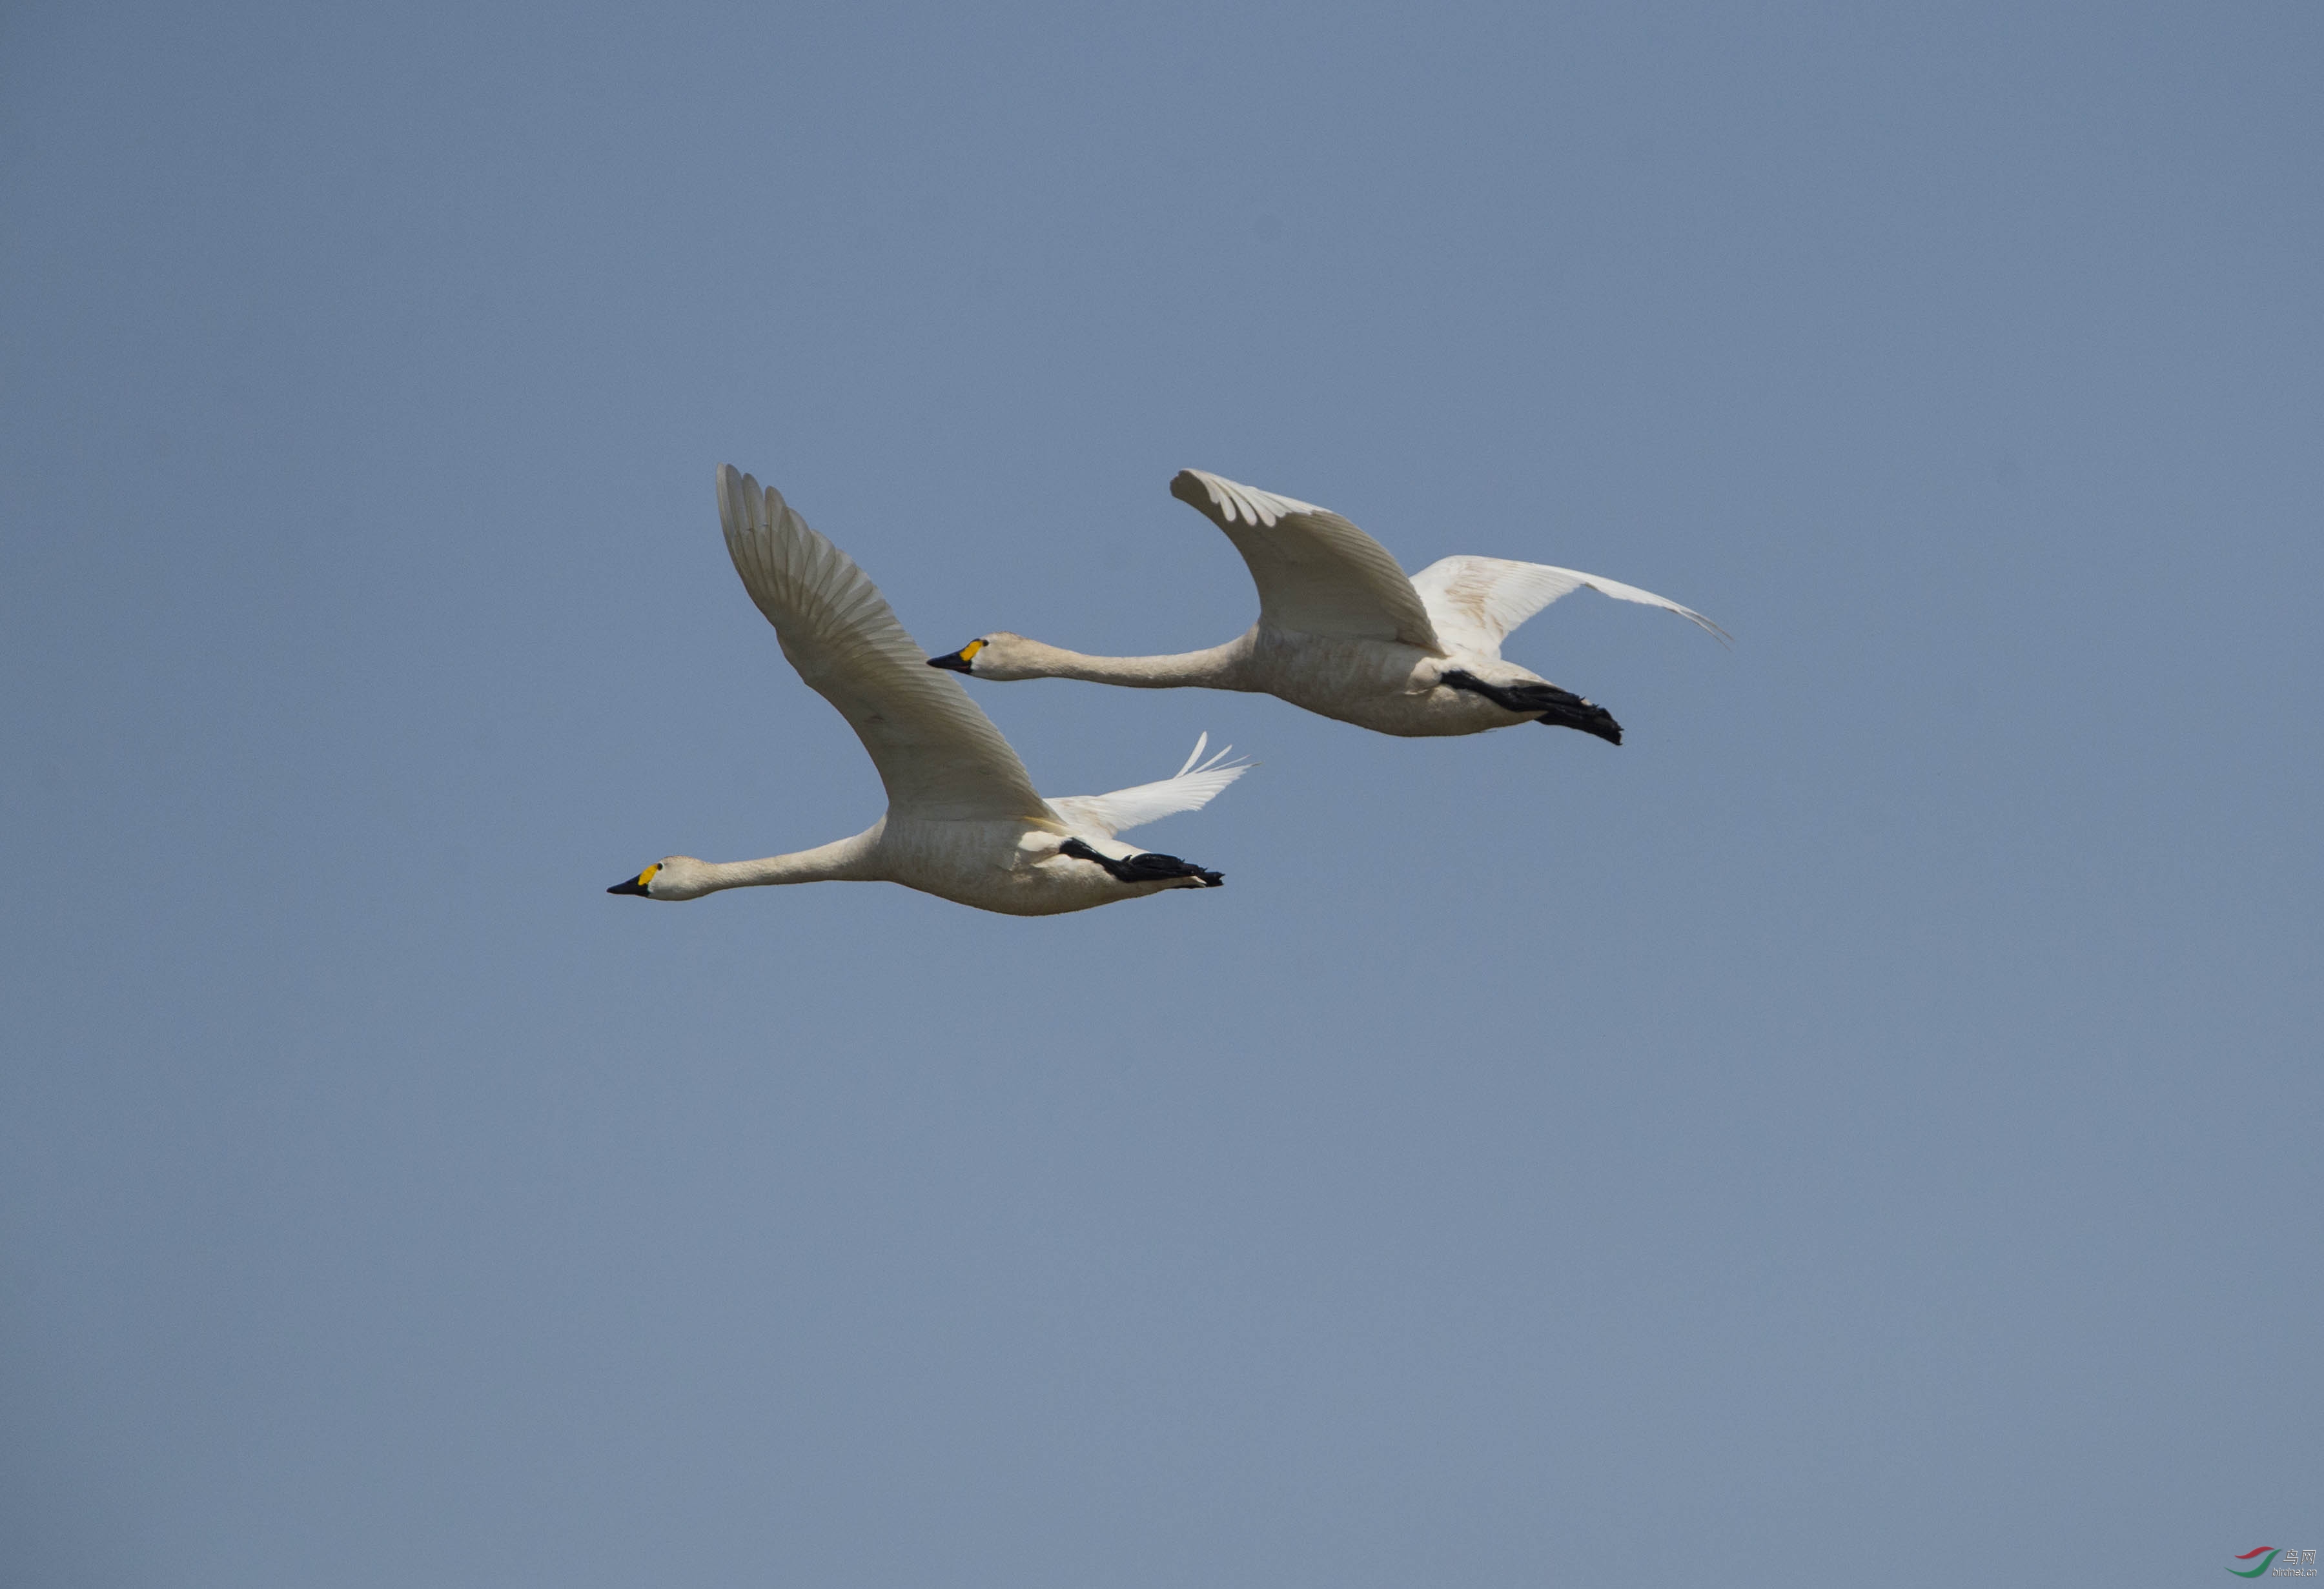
(929, 469, 1728, 744)
(607, 466, 1249, 916)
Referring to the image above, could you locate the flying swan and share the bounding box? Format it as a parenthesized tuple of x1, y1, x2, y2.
(930, 469, 1727, 744)
(607, 467, 1249, 915)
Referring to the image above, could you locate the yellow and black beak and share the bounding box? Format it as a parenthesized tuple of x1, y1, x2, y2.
(926, 638, 984, 673)
(606, 864, 658, 897)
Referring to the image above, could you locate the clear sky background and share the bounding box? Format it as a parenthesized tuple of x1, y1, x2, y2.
(3, 3, 2319, 1584)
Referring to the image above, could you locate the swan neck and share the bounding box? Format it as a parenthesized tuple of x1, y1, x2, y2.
(1018, 635, 1250, 689)
(700, 829, 879, 891)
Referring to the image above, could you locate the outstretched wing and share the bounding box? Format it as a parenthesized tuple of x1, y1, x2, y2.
(718, 465, 1055, 824)
(1170, 469, 1443, 652)
(1408, 554, 1730, 658)
(1045, 733, 1252, 840)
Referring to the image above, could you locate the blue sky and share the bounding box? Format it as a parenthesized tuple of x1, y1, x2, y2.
(3, 3, 2319, 1584)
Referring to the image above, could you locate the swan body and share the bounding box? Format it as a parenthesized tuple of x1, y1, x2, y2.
(931, 469, 1727, 744)
(609, 467, 1249, 917)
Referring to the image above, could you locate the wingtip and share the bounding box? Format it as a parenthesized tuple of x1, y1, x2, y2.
(716, 464, 802, 547)
(1169, 467, 1269, 527)
(1173, 730, 1258, 782)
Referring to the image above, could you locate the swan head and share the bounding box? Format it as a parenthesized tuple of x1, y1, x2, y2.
(605, 856, 713, 902)
(926, 632, 1043, 680)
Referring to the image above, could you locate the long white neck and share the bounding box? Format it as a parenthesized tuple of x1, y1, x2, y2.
(694, 828, 880, 894)
(1000, 633, 1256, 690)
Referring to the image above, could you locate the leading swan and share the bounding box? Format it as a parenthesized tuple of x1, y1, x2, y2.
(930, 469, 1726, 744)
(607, 467, 1248, 915)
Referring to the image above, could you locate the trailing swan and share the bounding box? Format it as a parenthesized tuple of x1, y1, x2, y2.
(930, 469, 1727, 744)
(608, 467, 1249, 916)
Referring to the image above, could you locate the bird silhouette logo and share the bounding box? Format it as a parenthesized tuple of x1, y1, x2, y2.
(2229, 1548, 2281, 1579)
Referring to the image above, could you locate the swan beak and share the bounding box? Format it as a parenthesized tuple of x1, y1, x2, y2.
(926, 639, 983, 673)
(606, 864, 657, 897)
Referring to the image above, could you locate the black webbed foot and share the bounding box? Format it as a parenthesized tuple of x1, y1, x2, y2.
(1441, 668, 1623, 745)
(1058, 836, 1225, 888)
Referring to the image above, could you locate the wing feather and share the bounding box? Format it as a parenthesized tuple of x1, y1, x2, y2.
(1409, 554, 1730, 658)
(717, 465, 1054, 824)
(1045, 733, 1252, 840)
(1170, 469, 1442, 652)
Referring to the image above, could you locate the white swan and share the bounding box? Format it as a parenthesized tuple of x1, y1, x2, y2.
(930, 469, 1728, 744)
(608, 467, 1249, 916)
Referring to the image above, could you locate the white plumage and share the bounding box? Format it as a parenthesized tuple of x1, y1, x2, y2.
(1044, 733, 1249, 839)
(607, 467, 1249, 916)
(929, 469, 1726, 745)
(718, 465, 1049, 825)
(1172, 471, 1440, 647)
(1405, 554, 1729, 658)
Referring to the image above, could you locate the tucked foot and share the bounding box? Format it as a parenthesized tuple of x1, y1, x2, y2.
(1526, 688, 1622, 745)
(1441, 669, 1623, 745)
(1058, 836, 1224, 888)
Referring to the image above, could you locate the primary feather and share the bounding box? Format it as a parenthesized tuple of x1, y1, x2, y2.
(1169, 468, 1442, 649)
(1045, 733, 1254, 839)
(1408, 554, 1731, 658)
(719, 465, 1052, 825)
